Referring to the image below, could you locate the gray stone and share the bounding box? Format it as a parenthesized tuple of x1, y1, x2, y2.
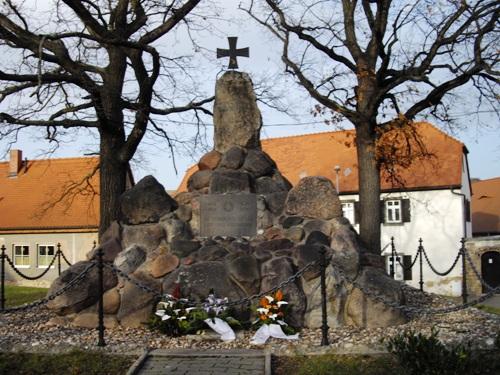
(292, 244, 324, 281)
(162, 261, 246, 303)
(226, 255, 260, 295)
(86, 238, 122, 262)
(306, 231, 331, 246)
(219, 146, 246, 169)
(260, 257, 306, 327)
(281, 216, 304, 229)
(329, 218, 361, 278)
(114, 245, 146, 274)
(103, 287, 121, 314)
(46, 261, 117, 315)
(285, 227, 305, 242)
(209, 169, 252, 194)
(160, 215, 192, 242)
(264, 192, 288, 214)
(242, 149, 275, 178)
(255, 176, 283, 194)
(192, 245, 229, 261)
(170, 239, 201, 258)
(255, 238, 294, 252)
(272, 172, 292, 191)
(120, 175, 177, 225)
(345, 267, 407, 328)
(117, 275, 160, 327)
(175, 204, 192, 222)
(100, 221, 121, 244)
(213, 71, 262, 153)
(285, 176, 342, 220)
(254, 248, 273, 262)
(122, 223, 165, 254)
(187, 169, 213, 191)
(303, 219, 332, 236)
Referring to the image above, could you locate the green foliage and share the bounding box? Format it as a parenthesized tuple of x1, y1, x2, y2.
(477, 304, 500, 316)
(0, 349, 133, 375)
(273, 354, 401, 375)
(4, 285, 49, 307)
(386, 328, 493, 375)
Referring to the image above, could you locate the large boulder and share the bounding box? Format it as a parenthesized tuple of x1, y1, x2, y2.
(213, 71, 262, 153)
(86, 238, 122, 263)
(209, 169, 252, 194)
(242, 150, 275, 178)
(120, 176, 177, 225)
(150, 253, 180, 278)
(329, 218, 361, 278)
(285, 176, 342, 220)
(198, 150, 221, 170)
(114, 245, 146, 275)
(219, 146, 246, 169)
(226, 254, 260, 295)
(117, 275, 160, 328)
(121, 223, 165, 254)
(187, 169, 213, 191)
(46, 261, 117, 315)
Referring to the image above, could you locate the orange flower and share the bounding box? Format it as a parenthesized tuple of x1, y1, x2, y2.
(260, 314, 267, 320)
(275, 290, 283, 302)
(259, 297, 269, 308)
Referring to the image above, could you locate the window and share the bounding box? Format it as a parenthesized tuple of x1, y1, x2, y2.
(386, 254, 413, 281)
(13, 245, 30, 267)
(385, 200, 402, 223)
(341, 202, 355, 224)
(38, 245, 55, 268)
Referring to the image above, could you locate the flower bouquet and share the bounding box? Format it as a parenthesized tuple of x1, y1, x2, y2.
(251, 290, 299, 345)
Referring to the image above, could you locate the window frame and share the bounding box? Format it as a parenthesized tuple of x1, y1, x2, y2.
(12, 244, 31, 268)
(385, 199, 403, 224)
(37, 244, 56, 269)
(341, 201, 356, 224)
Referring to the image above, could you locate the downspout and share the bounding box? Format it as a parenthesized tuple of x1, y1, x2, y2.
(451, 188, 467, 239)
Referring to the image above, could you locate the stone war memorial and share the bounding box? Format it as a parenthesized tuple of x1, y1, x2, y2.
(46, 70, 408, 331)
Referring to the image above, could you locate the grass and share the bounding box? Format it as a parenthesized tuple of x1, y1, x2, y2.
(3, 285, 49, 307)
(272, 354, 402, 375)
(0, 349, 135, 375)
(476, 304, 500, 315)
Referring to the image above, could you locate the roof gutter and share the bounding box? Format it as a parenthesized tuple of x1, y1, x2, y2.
(451, 187, 467, 239)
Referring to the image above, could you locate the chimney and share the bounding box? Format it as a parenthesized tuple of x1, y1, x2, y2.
(9, 149, 22, 177)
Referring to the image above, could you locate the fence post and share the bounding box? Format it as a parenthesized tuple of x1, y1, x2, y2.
(57, 243, 62, 276)
(319, 246, 329, 346)
(97, 247, 106, 347)
(418, 238, 424, 292)
(390, 237, 395, 279)
(460, 238, 468, 304)
(1, 245, 6, 310)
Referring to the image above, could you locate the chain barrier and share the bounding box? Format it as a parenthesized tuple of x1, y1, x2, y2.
(4, 251, 60, 281)
(104, 263, 162, 298)
(421, 246, 462, 277)
(0, 261, 96, 313)
(394, 251, 420, 271)
(463, 247, 496, 292)
(59, 251, 72, 267)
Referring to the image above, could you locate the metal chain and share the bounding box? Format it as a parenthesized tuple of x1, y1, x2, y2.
(59, 251, 72, 266)
(421, 247, 461, 277)
(4, 251, 60, 280)
(463, 248, 496, 292)
(394, 251, 420, 270)
(104, 263, 162, 298)
(1, 262, 96, 313)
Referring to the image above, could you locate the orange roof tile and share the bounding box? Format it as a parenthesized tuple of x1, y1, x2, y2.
(471, 177, 500, 235)
(0, 156, 99, 232)
(176, 122, 466, 194)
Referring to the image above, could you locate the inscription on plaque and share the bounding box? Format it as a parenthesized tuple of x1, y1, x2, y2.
(200, 194, 257, 237)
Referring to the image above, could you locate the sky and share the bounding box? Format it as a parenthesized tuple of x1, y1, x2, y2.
(2, 1, 499, 190)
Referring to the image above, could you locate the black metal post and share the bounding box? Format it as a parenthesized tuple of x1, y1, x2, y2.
(319, 246, 329, 346)
(390, 237, 395, 279)
(57, 243, 62, 276)
(418, 238, 424, 292)
(460, 238, 468, 304)
(1, 245, 6, 310)
(97, 247, 106, 347)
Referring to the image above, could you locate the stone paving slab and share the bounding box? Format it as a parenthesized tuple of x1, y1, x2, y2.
(127, 349, 270, 375)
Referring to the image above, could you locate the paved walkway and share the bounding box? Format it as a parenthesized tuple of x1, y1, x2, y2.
(127, 349, 270, 375)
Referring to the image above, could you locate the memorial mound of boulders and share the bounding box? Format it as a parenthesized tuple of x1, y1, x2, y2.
(47, 71, 408, 330)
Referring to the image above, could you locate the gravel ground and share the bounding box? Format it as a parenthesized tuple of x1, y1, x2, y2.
(0, 292, 498, 356)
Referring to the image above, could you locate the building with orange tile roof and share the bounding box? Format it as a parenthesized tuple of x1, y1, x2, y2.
(0, 150, 131, 286)
(472, 177, 500, 236)
(177, 122, 473, 296)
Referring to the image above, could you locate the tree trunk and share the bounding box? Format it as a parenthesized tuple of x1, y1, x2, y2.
(98, 129, 128, 238)
(355, 120, 381, 256)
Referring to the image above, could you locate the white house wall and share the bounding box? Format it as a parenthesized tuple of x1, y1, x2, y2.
(0, 231, 97, 287)
(340, 189, 465, 296)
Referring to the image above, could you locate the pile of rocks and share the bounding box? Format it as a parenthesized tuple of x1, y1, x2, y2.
(46, 70, 406, 330)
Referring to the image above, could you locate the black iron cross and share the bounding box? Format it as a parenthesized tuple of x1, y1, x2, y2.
(216, 37, 249, 70)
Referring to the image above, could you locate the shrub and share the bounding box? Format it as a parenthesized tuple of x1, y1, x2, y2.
(386, 328, 483, 375)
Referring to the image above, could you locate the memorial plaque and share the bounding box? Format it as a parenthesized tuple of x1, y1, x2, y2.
(200, 194, 257, 237)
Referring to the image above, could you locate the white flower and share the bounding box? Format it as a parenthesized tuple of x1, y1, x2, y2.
(178, 316, 187, 321)
(156, 310, 171, 321)
(173, 309, 181, 314)
(277, 301, 288, 307)
(256, 308, 269, 314)
(185, 307, 197, 312)
(265, 296, 274, 303)
(269, 313, 278, 320)
(161, 314, 171, 321)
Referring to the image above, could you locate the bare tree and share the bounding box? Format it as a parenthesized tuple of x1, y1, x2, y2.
(0, 0, 215, 236)
(245, 0, 499, 255)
